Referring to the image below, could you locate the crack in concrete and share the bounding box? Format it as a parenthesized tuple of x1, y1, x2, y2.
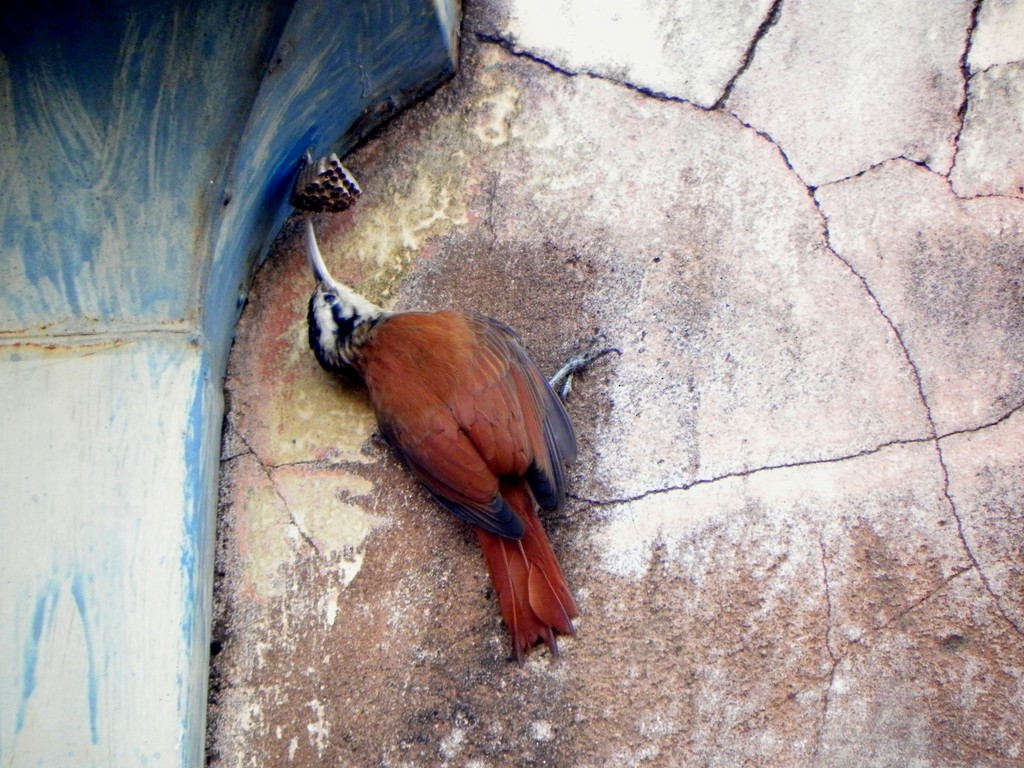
(813, 154, 935, 192)
(941, 399, 1024, 439)
(815, 210, 930, 425)
(729, 525, 976, 755)
(229, 430, 344, 589)
(811, 148, 1024, 203)
(733, 115, 803, 178)
(949, 0, 983, 189)
(473, 18, 817, 196)
(570, 437, 923, 507)
(813, 148, 1022, 208)
(473, 31, 582, 81)
(936, 447, 1024, 638)
(966, 59, 1017, 78)
(262, 456, 338, 472)
(957, 0, 984, 127)
(219, 444, 252, 464)
(817, 535, 839, 664)
(817, 202, 1024, 639)
(809, 564, 975, 761)
(473, 30, 696, 108)
(873, 565, 976, 639)
(476, 0, 787, 118)
(812, 532, 839, 763)
(813, 657, 840, 763)
(473, 26, 812, 202)
(220, 422, 386, 474)
(713, 0, 785, 109)
(570, 404, 1019, 508)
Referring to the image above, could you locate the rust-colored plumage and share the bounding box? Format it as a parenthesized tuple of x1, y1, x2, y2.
(477, 484, 578, 658)
(294, 154, 579, 659)
(353, 312, 579, 660)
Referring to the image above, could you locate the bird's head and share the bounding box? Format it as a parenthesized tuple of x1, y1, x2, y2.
(293, 152, 383, 373)
(306, 272, 381, 374)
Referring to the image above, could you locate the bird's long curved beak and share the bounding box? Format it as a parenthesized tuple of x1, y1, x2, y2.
(292, 151, 362, 287)
(304, 212, 335, 285)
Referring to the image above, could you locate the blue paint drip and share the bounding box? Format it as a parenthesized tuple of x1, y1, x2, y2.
(70, 572, 100, 745)
(14, 579, 100, 743)
(16, 583, 58, 734)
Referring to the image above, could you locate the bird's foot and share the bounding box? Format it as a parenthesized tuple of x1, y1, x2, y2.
(549, 335, 620, 400)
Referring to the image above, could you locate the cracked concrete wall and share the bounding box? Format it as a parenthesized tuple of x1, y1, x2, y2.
(209, 1, 1024, 766)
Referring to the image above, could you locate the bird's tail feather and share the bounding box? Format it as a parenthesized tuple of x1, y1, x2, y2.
(475, 483, 578, 661)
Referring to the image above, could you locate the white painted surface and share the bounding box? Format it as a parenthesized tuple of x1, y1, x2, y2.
(0, 339, 216, 766)
(479, 0, 775, 106)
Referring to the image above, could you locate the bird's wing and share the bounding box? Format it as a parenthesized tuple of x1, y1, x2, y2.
(361, 313, 576, 538)
(374, 397, 526, 539)
(470, 318, 577, 510)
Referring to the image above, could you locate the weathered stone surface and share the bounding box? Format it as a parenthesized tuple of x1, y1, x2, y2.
(951, 61, 1024, 198)
(585, 440, 974, 765)
(952, 0, 1024, 198)
(470, 0, 775, 107)
(942, 407, 1024, 630)
(209, 3, 1024, 766)
(726, 0, 973, 187)
(817, 160, 1024, 435)
(818, 569, 1024, 766)
(969, 0, 1024, 72)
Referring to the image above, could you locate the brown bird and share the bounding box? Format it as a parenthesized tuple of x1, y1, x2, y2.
(294, 154, 580, 660)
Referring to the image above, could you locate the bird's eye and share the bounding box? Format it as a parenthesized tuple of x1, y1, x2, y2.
(323, 293, 336, 302)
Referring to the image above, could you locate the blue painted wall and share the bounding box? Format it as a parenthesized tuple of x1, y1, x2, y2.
(0, 1, 457, 765)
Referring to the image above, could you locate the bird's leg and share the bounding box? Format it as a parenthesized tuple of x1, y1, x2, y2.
(548, 335, 620, 400)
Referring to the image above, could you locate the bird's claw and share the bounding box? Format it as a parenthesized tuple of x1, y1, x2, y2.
(549, 335, 620, 400)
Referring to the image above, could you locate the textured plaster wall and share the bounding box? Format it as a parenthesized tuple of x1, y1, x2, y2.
(210, 1, 1024, 766)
